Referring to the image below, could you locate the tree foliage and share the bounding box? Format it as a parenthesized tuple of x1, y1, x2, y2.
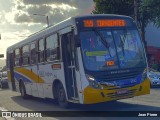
(142, 0, 160, 27)
(93, 0, 160, 27)
(93, 0, 160, 46)
(93, 0, 134, 17)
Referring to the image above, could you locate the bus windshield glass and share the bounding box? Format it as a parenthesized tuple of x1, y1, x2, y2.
(80, 29, 146, 71)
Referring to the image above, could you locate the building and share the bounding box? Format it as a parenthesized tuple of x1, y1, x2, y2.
(145, 23, 160, 67)
(147, 46, 160, 65)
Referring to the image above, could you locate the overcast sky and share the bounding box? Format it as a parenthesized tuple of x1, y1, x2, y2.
(0, 0, 160, 59)
(0, 0, 94, 58)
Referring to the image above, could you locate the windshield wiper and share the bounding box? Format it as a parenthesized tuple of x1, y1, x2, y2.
(118, 28, 128, 57)
(121, 29, 137, 59)
(119, 36, 125, 56)
(92, 28, 112, 57)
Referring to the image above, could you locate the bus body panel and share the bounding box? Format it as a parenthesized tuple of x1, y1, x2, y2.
(12, 62, 67, 99)
(6, 14, 150, 105)
(83, 78, 150, 104)
(76, 47, 90, 103)
(7, 71, 12, 89)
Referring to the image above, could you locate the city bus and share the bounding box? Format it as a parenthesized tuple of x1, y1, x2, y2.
(6, 14, 150, 108)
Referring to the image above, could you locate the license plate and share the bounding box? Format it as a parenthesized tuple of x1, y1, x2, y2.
(116, 89, 128, 95)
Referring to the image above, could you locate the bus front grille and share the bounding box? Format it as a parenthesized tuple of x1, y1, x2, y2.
(98, 72, 139, 81)
(106, 89, 136, 98)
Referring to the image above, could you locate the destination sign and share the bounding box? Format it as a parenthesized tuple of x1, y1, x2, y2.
(83, 19, 126, 27)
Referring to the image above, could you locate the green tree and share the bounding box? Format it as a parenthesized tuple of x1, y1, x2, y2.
(142, 0, 160, 27)
(93, 0, 160, 49)
(93, 0, 134, 17)
(93, 0, 146, 43)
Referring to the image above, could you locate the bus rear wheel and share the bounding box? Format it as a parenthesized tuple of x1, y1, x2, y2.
(20, 82, 28, 99)
(57, 83, 68, 108)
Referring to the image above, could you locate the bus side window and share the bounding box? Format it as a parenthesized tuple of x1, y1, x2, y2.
(22, 45, 30, 65)
(19, 48, 23, 66)
(46, 34, 59, 61)
(14, 48, 20, 67)
(30, 43, 36, 64)
(38, 38, 45, 63)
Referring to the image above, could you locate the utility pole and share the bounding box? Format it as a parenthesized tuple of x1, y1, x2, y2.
(33, 14, 49, 27)
(134, 0, 138, 24)
(134, 0, 148, 56)
(0, 34, 4, 58)
(0, 43, 4, 57)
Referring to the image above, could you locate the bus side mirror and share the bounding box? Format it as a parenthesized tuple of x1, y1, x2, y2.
(74, 35, 80, 47)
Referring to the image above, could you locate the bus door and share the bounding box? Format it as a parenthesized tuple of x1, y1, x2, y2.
(61, 30, 78, 100)
(8, 52, 16, 91)
(30, 42, 39, 97)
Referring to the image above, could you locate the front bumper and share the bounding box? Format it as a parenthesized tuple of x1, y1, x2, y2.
(83, 79, 150, 104)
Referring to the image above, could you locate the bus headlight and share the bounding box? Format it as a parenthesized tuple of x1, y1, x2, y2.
(141, 69, 147, 82)
(86, 74, 101, 89)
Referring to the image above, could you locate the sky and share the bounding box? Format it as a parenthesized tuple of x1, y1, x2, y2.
(0, 0, 94, 59)
(0, 0, 160, 60)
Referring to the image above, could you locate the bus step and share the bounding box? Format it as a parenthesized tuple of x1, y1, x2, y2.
(68, 99, 80, 103)
(71, 97, 79, 101)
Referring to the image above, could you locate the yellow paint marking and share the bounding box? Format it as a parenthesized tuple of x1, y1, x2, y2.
(83, 79, 150, 104)
(15, 68, 44, 83)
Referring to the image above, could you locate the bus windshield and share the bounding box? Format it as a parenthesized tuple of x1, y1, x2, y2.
(80, 29, 146, 71)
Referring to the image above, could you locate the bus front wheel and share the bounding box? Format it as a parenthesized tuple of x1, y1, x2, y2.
(57, 83, 68, 108)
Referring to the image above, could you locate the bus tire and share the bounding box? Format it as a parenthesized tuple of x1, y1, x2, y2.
(20, 82, 28, 99)
(57, 83, 68, 108)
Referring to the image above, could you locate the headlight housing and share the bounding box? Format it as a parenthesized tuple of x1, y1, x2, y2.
(86, 74, 102, 89)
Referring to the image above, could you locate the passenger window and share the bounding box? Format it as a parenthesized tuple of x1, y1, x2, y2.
(14, 48, 21, 66)
(30, 43, 37, 64)
(38, 39, 45, 62)
(46, 34, 59, 61)
(22, 45, 29, 65)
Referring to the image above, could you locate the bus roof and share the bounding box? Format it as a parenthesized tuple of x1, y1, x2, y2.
(7, 14, 133, 52)
(75, 14, 133, 20)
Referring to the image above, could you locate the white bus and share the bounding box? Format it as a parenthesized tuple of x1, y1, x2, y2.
(7, 14, 150, 108)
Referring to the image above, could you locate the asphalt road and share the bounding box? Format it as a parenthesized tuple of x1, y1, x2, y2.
(0, 88, 160, 120)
